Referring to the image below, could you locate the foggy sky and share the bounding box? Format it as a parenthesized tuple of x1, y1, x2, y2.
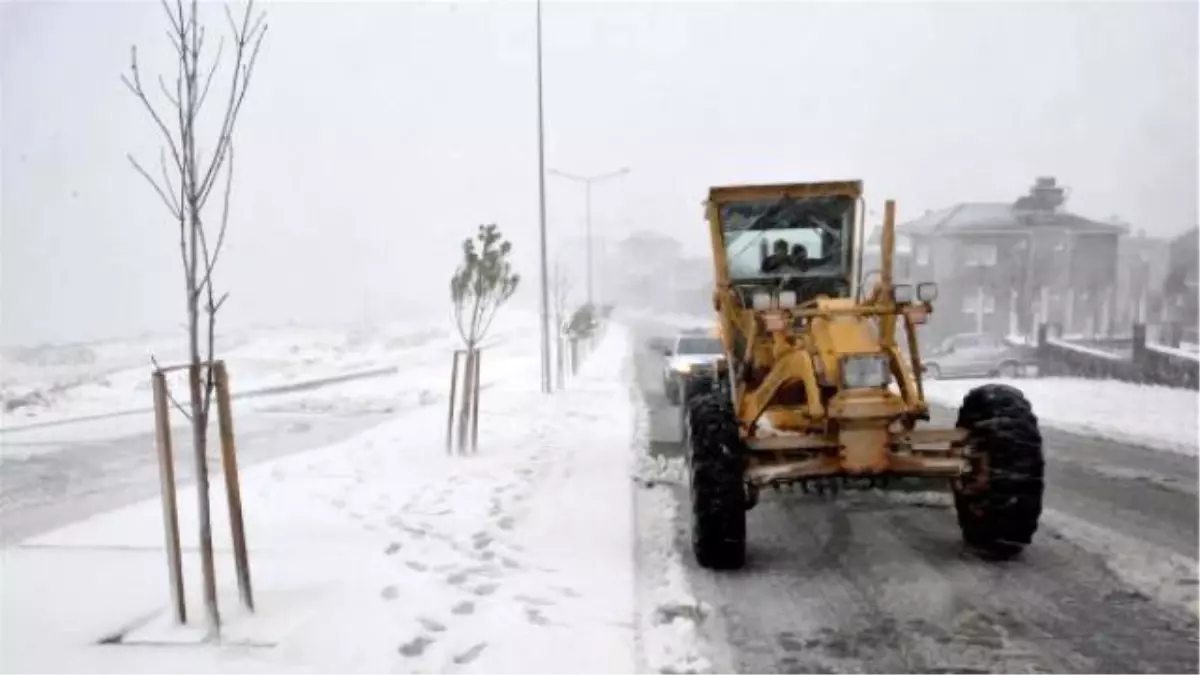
(2, 0, 1197, 346)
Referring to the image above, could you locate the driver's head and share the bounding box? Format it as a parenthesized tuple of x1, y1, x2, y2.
(791, 244, 808, 261)
(772, 239, 788, 256)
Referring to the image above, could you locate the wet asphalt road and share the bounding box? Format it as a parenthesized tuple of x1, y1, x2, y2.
(630, 318, 1199, 674)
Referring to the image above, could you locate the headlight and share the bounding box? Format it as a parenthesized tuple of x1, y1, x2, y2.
(841, 355, 890, 388)
(917, 282, 938, 302)
(892, 284, 914, 304)
(673, 362, 692, 373)
(751, 291, 772, 311)
(777, 290, 797, 309)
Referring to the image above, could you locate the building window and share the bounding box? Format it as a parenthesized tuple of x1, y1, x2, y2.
(962, 289, 996, 314)
(915, 243, 931, 267)
(963, 243, 998, 267)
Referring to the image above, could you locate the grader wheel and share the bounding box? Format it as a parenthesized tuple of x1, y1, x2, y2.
(953, 384, 1045, 559)
(686, 386, 746, 570)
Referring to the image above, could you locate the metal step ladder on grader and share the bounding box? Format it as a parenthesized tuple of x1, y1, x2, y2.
(683, 180, 1045, 570)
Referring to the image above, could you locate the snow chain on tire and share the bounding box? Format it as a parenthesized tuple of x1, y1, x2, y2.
(687, 383, 746, 570)
(953, 383, 1045, 559)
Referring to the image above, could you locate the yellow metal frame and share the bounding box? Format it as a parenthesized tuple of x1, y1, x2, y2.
(703, 180, 967, 486)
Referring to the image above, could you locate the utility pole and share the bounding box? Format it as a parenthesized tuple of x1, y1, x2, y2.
(534, 0, 551, 394)
(548, 166, 629, 306)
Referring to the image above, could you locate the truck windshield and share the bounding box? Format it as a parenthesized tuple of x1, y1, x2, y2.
(720, 195, 855, 285)
(677, 337, 723, 355)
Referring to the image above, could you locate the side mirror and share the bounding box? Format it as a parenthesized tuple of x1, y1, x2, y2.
(663, 348, 673, 357)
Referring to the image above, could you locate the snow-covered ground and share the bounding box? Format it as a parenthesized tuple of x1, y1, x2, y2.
(0, 323, 454, 431)
(0, 316, 707, 674)
(924, 377, 1199, 456)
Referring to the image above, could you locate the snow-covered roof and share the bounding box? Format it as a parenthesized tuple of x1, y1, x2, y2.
(895, 202, 1127, 237)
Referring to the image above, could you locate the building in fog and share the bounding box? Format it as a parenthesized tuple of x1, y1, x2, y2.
(596, 231, 713, 315)
(1161, 226, 1199, 341)
(871, 177, 1126, 343)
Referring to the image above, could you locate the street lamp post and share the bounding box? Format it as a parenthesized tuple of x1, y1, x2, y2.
(548, 167, 629, 306)
(534, 0, 551, 394)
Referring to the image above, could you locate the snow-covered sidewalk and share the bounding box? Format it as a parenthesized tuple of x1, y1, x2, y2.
(0, 323, 649, 673)
(924, 377, 1199, 456)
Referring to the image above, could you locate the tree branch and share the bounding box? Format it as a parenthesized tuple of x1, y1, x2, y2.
(198, 3, 267, 205)
(121, 49, 184, 173)
(128, 154, 182, 217)
(196, 145, 233, 297)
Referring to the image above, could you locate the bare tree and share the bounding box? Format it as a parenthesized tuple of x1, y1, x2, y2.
(124, 0, 267, 639)
(450, 224, 520, 453)
(551, 260, 572, 389)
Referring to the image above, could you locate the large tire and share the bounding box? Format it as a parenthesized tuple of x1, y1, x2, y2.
(953, 384, 1044, 559)
(687, 390, 746, 570)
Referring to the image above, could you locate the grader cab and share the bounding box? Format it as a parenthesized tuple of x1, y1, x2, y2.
(685, 180, 1045, 569)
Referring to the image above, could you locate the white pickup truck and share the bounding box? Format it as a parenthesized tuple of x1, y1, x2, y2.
(660, 333, 725, 405)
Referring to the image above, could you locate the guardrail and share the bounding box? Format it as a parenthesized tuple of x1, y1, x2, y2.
(1036, 323, 1198, 390)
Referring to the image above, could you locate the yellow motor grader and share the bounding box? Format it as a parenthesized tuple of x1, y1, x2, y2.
(683, 180, 1044, 569)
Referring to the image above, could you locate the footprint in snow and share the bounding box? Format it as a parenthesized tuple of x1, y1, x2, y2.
(472, 533, 493, 550)
(453, 643, 488, 665)
(384, 542, 402, 555)
(381, 586, 399, 601)
(473, 582, 499, 597)
(497, 516, 516, 531)
(553, 586, 580, 598)
(332, 499, 347, 510)
(451, 600, 475, 615)
(418, 617, 447, 633)
(515, 594, 554, 607)
(525, 607, 550, 626)
(398, 635, 433, 658)
(405, 560, 429, 572)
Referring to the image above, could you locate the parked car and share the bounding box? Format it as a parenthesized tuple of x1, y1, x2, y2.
(922, 332, 1038, 380)
(660, 333, 725, 405)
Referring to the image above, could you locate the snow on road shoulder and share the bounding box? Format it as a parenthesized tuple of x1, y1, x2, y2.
(3, 318, 643, 674)
(923, 377, 1199, 456)
(629, 380, 715, 674)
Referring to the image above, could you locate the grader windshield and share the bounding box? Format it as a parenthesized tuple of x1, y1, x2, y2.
(720, 194, 856, 293)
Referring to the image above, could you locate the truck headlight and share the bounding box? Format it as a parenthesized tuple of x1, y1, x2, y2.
(917, 282, 938, 302)
(892, 284, 914, 304)
(751, 291, 772, 311)
(673, 362, 692, 373)
(841, 355, 890, 388)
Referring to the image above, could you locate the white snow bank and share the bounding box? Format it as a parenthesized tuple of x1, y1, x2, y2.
(0, 323, 453, 431)
(1047, 336, 1125, 360)
(628, 381, 714, 674)
(2, 316, 643, 674)
(923, 377, 1199, 456)
(1146, 342, 1200, 362)
(635, 487, 713, 675)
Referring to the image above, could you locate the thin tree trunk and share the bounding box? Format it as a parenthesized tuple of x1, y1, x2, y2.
(457, 346, 476, 455)
(188, 298, 219, 638)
